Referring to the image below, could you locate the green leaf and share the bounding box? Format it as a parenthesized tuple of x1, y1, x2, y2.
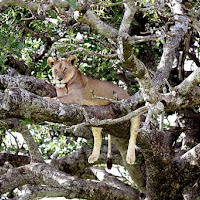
(65, 0, 77, 9)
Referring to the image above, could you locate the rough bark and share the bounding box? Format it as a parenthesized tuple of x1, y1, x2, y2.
(0, 0, 200, 199)
(0, 163, 140, 200)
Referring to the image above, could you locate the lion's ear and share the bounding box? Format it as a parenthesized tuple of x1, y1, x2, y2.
(67, 55, 77, 66)
(47, 57, 57, 68)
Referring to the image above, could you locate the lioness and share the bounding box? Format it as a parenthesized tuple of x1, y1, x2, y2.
(47, 55, 140, 165)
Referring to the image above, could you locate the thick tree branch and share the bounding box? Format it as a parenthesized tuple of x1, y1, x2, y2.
(152, 0, 189, 89)
(0, 163, 140, 200)
(180, 143, 200, 166)
(123, 54, 160, 104)
(1, 80, 200, 138)
(117, 0, 137, 62)
(0, 87, 131, 138)
(0, 75, 56, 97)
(88, 166, 139, 195)
(13, 185, 67, 200)
(112, 136, 147, 193)
(0, 87, 85, 125)
(0, 152, 30, 167)
(183, 178, 200, 200)
(118, 1, 137, 35)
(4, 57, 28, 75)
(175, 68, 200, 96)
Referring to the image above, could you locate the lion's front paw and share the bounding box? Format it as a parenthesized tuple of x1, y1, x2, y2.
(88, 154, 99, 163)
(126, 152, 135, 165)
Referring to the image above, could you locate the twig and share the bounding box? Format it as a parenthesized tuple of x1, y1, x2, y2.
(159, 87, 167, 132)
(91, 90, 123, 104)
(93, 36, 116, 52)
(188, 51, 200, 68)
(18, 25, 51, 42)
(90, 1, 126, 8)
(52, 44, 117, 59)
(164, 78, 173, 92)
(8, 131, 20, 154)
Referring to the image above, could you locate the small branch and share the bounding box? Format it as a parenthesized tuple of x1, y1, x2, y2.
(8, 131, 20, 153)
(128, 34, 161, 45)
(15, 125, 44, 163)
(67, 106, 147, 132)
(90, 1, 125, 8)
(18, 13, 46, 24)
(0, 118, 44, 163)
(19, 25, 52, 43)
(164, 78, 173, 92)
(188, 51, 200, 68)
(159, 88, 167, 132)
(52, 44, 117, 59)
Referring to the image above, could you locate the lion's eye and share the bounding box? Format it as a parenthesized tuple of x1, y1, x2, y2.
(63, 68, 67, 73)
(54, 69, 58, 73)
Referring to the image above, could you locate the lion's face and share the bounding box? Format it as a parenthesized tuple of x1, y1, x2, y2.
(47, 56, 77, 88)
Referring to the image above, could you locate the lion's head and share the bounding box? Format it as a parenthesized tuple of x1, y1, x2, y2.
(47, 55, 77, 88)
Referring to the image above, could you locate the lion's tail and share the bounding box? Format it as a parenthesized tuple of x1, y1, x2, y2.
(106, 134, 112, 169)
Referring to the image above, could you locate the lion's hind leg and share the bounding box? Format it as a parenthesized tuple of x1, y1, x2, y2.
(126, 115, 140, 164)
(88, 127, 102, 163)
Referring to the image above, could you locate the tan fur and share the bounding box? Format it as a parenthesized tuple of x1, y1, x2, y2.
(47, 55, 140, 164)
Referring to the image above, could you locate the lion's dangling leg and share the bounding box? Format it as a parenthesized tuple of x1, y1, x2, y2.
(126, 115, 140, 164)
(88, 127, 102, 163)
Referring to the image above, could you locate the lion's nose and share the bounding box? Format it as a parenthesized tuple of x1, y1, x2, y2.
(58, 77, 63, 81)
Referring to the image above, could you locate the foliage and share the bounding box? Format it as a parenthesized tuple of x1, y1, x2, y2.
(0, 2, 164, 85)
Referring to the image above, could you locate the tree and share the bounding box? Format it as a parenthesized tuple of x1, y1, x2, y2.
(0, 0, 200, 199)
